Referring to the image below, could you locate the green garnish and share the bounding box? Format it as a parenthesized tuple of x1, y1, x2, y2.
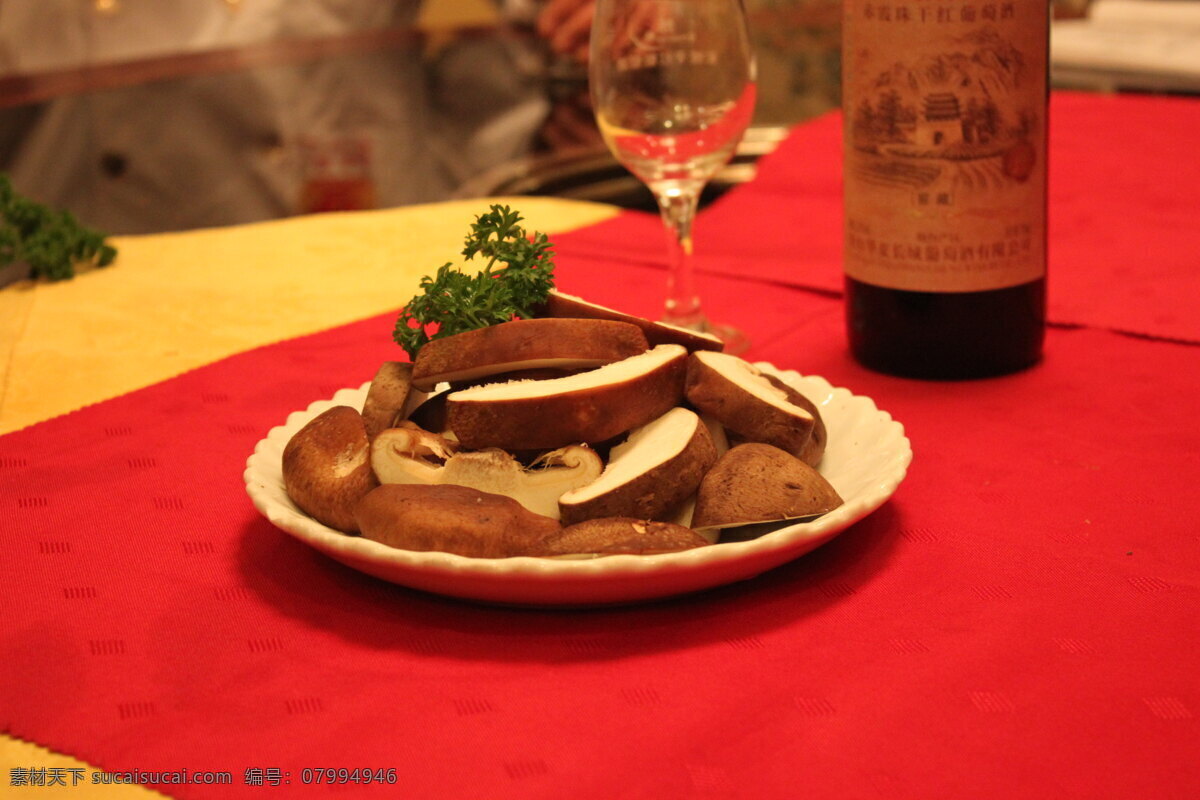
(393, 204, 555, 359)
(0, 174, 117, 281)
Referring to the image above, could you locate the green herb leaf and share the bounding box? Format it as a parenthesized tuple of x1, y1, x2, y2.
(393, 205, 555, 359)
(0, 174, 117, 281)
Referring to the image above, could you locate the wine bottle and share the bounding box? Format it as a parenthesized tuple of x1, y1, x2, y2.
(841, 0, 1049, 379)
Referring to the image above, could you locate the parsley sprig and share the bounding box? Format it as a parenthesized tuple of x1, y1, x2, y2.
(393, 205, 555, 359)
(0, 174, 116, 281)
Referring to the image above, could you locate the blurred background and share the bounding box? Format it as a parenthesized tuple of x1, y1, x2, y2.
(0, 0, 1193, 234)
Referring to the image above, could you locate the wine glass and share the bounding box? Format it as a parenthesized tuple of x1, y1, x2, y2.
(589, 0, 757, 352)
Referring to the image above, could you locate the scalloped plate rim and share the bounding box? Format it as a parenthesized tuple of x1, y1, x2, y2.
(244, 365, 912, 604)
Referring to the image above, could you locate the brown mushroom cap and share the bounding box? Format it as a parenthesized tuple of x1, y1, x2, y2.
(691, 443, 843, 531)
(539, 290, 724, 352)
(411, 317, 649, 391)
(534, 517, 710, 557)
(354, 483, 561, 558)
(361, 361, 421, 439)
(282, 406, 379, 533)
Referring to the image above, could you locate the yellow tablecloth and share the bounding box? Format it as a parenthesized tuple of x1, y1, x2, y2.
(0, 198, 617, 437)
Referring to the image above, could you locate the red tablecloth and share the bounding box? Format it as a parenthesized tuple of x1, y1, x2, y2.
(2, 92, 1198, 798)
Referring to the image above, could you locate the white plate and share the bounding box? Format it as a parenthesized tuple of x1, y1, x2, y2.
(244, 366, 911, 606)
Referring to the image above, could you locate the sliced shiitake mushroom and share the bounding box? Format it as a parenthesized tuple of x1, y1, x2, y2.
(361, 361, 423, 439)
(539, 289, 724, 352)
(371, 423, 458, 485)
(439, 446, 602, 520)
(354, 483, 561, 558)
(372, 428, 602, 520)
(445, 344, 688, 450)
(762, 373, 826, 467)
(685, 351, 816, 463)
(411, 317, 648, 391)
(690, 443, 842, 532)
(282, 406, 379, 533)
(558, 407, 717, 525)
(534, 517, 711, 557)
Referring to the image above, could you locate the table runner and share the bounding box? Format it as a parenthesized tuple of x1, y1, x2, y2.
(0, 198, 619, 437)
(3, 91, 1200, 799)
(552, 92, 1200, 345)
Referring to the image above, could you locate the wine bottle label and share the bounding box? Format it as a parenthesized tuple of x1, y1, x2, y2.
(842, 0, 1048, 292)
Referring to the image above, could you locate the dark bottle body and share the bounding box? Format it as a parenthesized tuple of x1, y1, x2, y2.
(846, 276, 1046, 379)
(841, 0, 1049, 379)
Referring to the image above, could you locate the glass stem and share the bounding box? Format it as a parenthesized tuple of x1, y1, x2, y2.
(655, 186, 706, 330)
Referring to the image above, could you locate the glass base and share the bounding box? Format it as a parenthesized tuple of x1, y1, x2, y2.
(705, 320, 749, 355)
(662, 313, 750, 355)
